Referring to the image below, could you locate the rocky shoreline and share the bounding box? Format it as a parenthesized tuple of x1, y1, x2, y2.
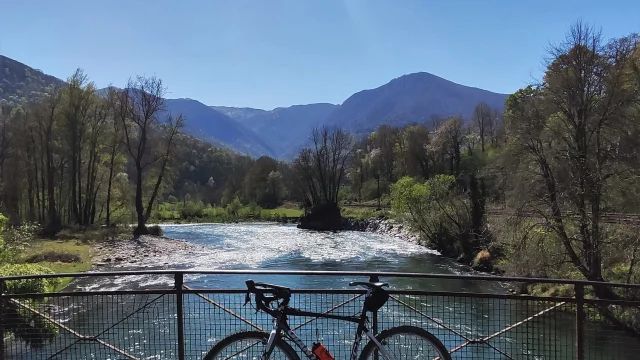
(91, 235, 201, 268)
(343, 217, 425, 246)
(345, 217, 525, 294)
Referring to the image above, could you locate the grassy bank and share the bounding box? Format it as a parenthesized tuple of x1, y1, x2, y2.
(151, 203, 303, 224)
(17, 239, 93, 290)
(341, 206, 390, 220)
(9, 226, 132, 290)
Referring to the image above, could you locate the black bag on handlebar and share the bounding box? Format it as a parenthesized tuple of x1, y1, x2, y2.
(364, 287, 389, 312)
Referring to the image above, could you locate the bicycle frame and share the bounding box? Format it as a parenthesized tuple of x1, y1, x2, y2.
(259, 290, 394, 360)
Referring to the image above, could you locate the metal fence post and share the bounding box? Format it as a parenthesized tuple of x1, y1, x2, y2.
(368, 275, 379, 335)
(175, 272, 185, 360)
(575, 284, 585, 360)
(369, 275, 380, 360)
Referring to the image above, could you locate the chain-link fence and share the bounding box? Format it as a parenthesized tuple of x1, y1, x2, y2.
(2, 270, 640, 359)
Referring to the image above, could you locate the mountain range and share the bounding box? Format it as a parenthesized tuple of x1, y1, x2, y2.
(212, 103, 338, 159)
(1, 54, 509, 159)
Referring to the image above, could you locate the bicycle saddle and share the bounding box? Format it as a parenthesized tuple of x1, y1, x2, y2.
(349, 281, 389, 289)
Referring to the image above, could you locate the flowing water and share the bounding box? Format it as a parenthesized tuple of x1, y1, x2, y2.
(7, 223, 640, 359)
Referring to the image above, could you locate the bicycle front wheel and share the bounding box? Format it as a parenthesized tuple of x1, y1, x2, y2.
(358, 325, 451, 360)
(204, 330, 301, 360)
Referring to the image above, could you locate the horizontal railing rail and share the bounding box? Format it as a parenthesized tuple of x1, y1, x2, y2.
(1, 270, 640, 360)
(3, 269, 640, 289)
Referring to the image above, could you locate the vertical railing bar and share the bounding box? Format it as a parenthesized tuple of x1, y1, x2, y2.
(368, 274, 379, 335)
(369, 274, 379, 360)
(175, 272, 185, 360)
(575, 283, 585, 360)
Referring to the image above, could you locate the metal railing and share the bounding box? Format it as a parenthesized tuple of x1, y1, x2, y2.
(1, 270, 640, 359)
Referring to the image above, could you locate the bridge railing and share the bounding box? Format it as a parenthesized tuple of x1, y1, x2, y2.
(1, 270, 640, 359)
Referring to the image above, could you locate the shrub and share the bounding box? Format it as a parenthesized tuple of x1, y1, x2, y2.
(491, 217, 563, 278)
(24, 251, 82, 264)
(471, 250, 493, 272)
(391, 175, 478, 259)
(0, 264, 60, 294)
(226, 197, 242, 216)
(148, 225, 164, 237)
(0, 263, 60, 346)
(4, 222, 39, 246)
(180, 200, 204, 218)
(247, 202, 262, 217)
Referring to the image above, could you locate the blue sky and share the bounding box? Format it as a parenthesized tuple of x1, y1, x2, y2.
(1, 1, 638, 109)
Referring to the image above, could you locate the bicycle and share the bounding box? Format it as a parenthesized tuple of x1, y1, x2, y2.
(204, 279, 452, 360)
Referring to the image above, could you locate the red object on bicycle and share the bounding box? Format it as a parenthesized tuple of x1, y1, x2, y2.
(312, 343, 335, 360)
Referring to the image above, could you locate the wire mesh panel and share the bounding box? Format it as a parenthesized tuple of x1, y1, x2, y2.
(380, 294, 578, 359)
(2, 271, 640, 360)
(583, 302, 640, 360)
(3, 293, 178, 359)
(182, 291, 365, 359)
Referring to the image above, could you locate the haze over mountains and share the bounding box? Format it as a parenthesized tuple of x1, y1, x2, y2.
(213, 103, 338, 159)
(1, 54, 509, 159)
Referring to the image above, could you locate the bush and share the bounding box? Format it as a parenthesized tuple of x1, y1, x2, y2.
(180, 200, 204, 218)
(491, 217, 564, 278)
(226, 197, 242, 216)
(2, 224, 39, 263)
(0, 263, 60, 346)
(391, 175, 478, 259)
(4, 222, 39, 246)
(247, 202, 262, 217)
(0, 264, 60, 294)
(24, 251, 82, 264)
(471, 250, 493, 272)
(148, 225, 164, 236)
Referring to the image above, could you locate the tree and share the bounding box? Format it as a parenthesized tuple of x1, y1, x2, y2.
(105, 87, 125, 226)
(370, 125, 398, 184)
(0, 105, 10, 183)
(118, 76, 184, 235)
(293, 126, 353, 208)
(404, 124, 431, 179)
(348, 148, 368, 201)
(505, 22, 640, 297)
(61, 69, 95, 225)
(368, 148, 384, 209)
(489, 108, 505, 147)
(243, 156, 280, 207)
(265, 171, 285, 207)
(293, 126, 353, 230)
(472, 102, 492, 152)
(391, 175, 482, 259)
(430, 116, 464, 176)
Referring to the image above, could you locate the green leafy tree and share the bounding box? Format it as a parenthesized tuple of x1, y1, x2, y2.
(391, 175, 484, 260)
(505, 22, 640, 297)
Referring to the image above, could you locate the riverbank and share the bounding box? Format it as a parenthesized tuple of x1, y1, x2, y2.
(91, 235, 201, 268)
(152, 206, 303, 224)
(343, 217, 423, 245)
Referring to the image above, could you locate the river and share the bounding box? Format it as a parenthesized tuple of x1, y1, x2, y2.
(7, 223, 640, 359)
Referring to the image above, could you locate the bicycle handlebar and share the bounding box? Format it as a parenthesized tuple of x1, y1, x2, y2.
(245, 279, 291, 313)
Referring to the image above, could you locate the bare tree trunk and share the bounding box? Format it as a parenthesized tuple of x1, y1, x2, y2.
(105, 144, 117, 225)
(134, 163, 146, 234)
(38, 140, 46, 222)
